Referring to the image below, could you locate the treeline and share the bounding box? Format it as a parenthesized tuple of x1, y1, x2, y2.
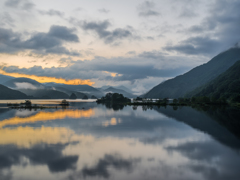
(96, 93, 131, 104)
(186, 60, 240, 103)
(170, 96, 227, 105)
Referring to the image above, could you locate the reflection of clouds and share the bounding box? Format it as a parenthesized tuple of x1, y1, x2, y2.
(102, 118, 121, 127)
(166, 140, 240, 180)
(15, 110, 38, 118)
(0, 143, 79, 173)
(0, 126, 76, 148)
(0, 109, 95, 128)
(69, 154, 141, 179)
(0, 169, 12, 180)
(0, 105, 240, 180)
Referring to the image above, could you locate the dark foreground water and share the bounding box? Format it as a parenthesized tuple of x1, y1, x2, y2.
(0, 100, 240, 180)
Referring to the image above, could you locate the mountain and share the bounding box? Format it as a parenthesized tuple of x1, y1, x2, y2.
(187, 60, 240, 101)
(18, 89, 69, 99)
(0, 74, 15, 84)
(103, 87, 136, 98)
(53, 87, 87, 99)
(47, 84, 104, 98)
(100, 85, 133, 94)
(3, 77, 45, 89)
(3, 78, 70, 99)
(0, 84, 28, 99)
(144, 47, 240, 98)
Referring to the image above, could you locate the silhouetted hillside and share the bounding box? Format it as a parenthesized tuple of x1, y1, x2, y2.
(52, 87, 87, 99)
(0, 84, 28, 99)
(187, 60, 240, 101)
(145, 47, 240, 98)
(19, 89, 69, 99)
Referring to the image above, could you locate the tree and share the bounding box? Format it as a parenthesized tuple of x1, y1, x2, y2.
(69, 93, 77, 99)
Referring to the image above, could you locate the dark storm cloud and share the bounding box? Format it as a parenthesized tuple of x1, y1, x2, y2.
(4, 0, 35, 10)
(38, 9, 65, 17)
(165, 0, 240, 56)
(137, 1, 160, 17)
(0, 25, 80, 55)
(81, 20, 133, 44)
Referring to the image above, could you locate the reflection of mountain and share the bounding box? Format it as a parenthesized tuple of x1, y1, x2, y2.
(166, 139, 240, 180)
(154, 106, 240, 150)
(0, 109, 95, 128)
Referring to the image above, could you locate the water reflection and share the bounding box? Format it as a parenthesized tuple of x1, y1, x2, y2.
(0, 103, 240, 180)
(0, 109, 95, 128)
(0, 127, 75, 147)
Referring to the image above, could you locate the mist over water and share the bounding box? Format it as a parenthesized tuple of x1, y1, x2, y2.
(0, 101, 240, 180)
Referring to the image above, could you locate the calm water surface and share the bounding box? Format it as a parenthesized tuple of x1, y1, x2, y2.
(0, 100, 240, 180)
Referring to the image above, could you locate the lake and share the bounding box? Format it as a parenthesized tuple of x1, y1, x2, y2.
(0, 100, 240, 180)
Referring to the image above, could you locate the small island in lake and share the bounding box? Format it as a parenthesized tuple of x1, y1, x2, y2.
(97, 93, 131, 104)
(60, 99, 70, 106)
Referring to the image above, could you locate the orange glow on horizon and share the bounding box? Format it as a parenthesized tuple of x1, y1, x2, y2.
(0, 109, 95, 128)
(0, 69, 95, 86)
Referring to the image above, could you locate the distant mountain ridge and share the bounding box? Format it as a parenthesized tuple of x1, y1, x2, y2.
(3, 78, 70, 99)
(3, 77, 45, 89)
(103, 87, 136, 98)
(50, 84, 104, 98)
(100, 85, 133, 94)
(0, 74, 15, 84)
(144, 47, 240, 98)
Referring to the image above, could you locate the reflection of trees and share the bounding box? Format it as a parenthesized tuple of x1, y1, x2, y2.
(142, 105, 153, 111)
(132, 106, 137, 110)
(98, 102, 125, 111)
(173, 106, 178, 111)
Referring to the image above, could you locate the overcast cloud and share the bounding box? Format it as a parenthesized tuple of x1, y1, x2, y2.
(0, 0, 239, 93)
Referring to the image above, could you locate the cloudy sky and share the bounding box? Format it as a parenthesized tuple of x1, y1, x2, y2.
(0, 0, 239, 94)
